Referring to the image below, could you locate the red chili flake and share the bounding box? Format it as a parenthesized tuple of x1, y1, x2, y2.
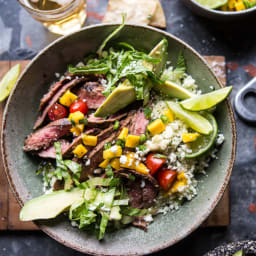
(26, 35, 32, 48)
(227, 62, 239, 71)
(243, 64, 256, 78)
(87, 11, 104, 21)
(248, 203, 256, 213)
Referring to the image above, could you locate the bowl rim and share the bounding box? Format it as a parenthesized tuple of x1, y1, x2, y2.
(1, 23, 237, 256)
(189, 0, 256, 16)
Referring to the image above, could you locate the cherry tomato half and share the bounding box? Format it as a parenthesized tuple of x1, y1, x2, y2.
(146, 153, 166, 175)
(157, 169, 177, 191)
(48, 103, 68, 121)
(69, 99, 88, 115)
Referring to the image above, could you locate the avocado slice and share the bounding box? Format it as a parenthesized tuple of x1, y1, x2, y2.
(95, 39, 168, 117)
(20, 188, 84, 221)
(95, 80, 136, 117)
(154, 80, 195, 99)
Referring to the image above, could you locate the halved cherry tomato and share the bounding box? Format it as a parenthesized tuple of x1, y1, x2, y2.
(157, 169, 177, 191)
(69, 99, 88, 115)
(146, 153, 166, 175)
(48, 103, 68, 121)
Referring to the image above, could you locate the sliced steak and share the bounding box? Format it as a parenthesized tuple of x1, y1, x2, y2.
(38, 139, 70, 159)
(76, 81, 106, 109)
(24, 118, 71, 152)
(80, 111, 136, 181)
(87, 112, 127, 127)
(34, 76, 88, 130)
(62, 128, 100, 157)
(115, 169, 159, 209)
(130, 108, 149, 136)
(38, 75, 74, 112)
(132, 217, 148, 231)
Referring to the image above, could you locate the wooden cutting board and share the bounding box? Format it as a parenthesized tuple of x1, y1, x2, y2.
(0, 57, 229, 230)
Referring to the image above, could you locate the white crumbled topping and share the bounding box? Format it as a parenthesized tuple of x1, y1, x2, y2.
(66, 76, 72, 80)
(71, 221, 79, 227)
(141, 180, 145, 188)
(128, 158, 133, 167)
(76, 61, 85, 67)
(144, 214, 153, 223)
(110, 145, 118, 153)
(100, 78, 107, 88)
(93, 169, 102, 174)
(135, 160, 140, 167)
(216, 133, 225, 145)
(55, 72, 60, 78)
(85, 159, 90, 166)
(120, 155, 127, 165)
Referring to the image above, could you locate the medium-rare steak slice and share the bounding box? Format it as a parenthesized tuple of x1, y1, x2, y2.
(130, 108, 149, 136)
(115, 169, 159, 209)
(38, 75, 74, 112)
(80, 111, 136, 181)
(38, 139, 70, 159)
(87, 112, 127, 127)
(76, 81, 106, 109)
(24, 118, 71, 152)
(34, 76, 88, 130)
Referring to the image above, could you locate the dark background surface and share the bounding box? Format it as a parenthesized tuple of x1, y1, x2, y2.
(0, 0, 256, 255)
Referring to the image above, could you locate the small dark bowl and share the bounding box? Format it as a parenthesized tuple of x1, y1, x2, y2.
(183, 0, 256, 22)
(205, 240, 256, 256)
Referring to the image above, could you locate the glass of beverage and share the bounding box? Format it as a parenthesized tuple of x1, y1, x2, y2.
(17, 0, 87, 35)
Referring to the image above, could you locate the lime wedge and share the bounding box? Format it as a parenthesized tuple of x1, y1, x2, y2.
(194, 0, 228, 9)
(185, 112, 218, 158)
(0, 64, 21, 102)
(166, 101, 213, 135)
(180, 86, 232, 112)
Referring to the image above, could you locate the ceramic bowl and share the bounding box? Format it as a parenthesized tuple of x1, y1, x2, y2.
(205, 240, 256, 255)
(182, 0, 256, 21)
(1, 24, 236, 256)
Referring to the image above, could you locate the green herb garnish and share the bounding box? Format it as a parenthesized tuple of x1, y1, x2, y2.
(139, 134, 147, 143)
(144, 106, 152, 119)
(113, 120, 120, 130)
(160, 115, 169, 124)
(70, 118, 76, 126)
(105, 165, 113, 177)
(79, 118, 88, 125)
(104, 142, 111, 150)
(138, 144, 146, 151)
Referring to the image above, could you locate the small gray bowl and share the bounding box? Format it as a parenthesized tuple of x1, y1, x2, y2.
(183, 0, 256, 21)
(1, 24, 236, 255)
(205, 240, 256, 256)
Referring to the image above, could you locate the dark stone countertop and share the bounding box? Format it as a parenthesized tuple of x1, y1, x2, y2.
(1, 0, 256, 255)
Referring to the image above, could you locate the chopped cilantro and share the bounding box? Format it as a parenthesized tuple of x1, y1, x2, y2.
(160, 115, 169, 124)
(79, 118, 88, 125)
(113, 120, 120, 130)
(144, 107, 152, 119)
(104, 142, 111, 150)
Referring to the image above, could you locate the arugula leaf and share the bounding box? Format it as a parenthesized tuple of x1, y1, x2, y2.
(97, 14, 126, 56)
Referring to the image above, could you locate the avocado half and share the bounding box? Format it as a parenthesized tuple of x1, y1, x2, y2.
(94, 39, 168, 117)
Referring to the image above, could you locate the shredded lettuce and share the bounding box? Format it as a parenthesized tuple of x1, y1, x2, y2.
(243, 0, 256, 8)
(121, 206, 148, 217)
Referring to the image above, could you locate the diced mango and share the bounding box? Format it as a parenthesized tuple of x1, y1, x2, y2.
(70, 124, 84, 136)
(118, 127, 128, 140)
(177, 171, 187, 182)
(135, 163, 149, 175)
(82, 135, 98, 146)
(182, 133, 199, 143)
(162, 109, 174, 123)
(228, 0, 236, 9)
(99, 159, 110, 169)
(110, 158, 120, 170)
(59, 90, 77, 107)
(147, 119, 166, 135)
(125, 135, 140, 148)
(103, 145, 122, 160)
(69, 111, 84, 124)
(120, 152, 136, 169)
(171, 181, 186, 193)
(73, 144, 87, 158)
(235, 1, 245, 10)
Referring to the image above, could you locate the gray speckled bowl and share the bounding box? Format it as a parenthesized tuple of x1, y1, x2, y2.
(205, 240, 256, 255)
(1, 24, 236, 256)
(183, 0, 256, 21)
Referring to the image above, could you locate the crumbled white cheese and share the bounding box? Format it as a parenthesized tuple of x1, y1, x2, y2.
(140, 180, 145, 188)
(85, 159, 90, 166)
(110, 145, 118, 153)
(216, 134, 225, 145)
(144, 214, 153, 223)
(55, 72, 60, 78)
(120, 155, 127, 165)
